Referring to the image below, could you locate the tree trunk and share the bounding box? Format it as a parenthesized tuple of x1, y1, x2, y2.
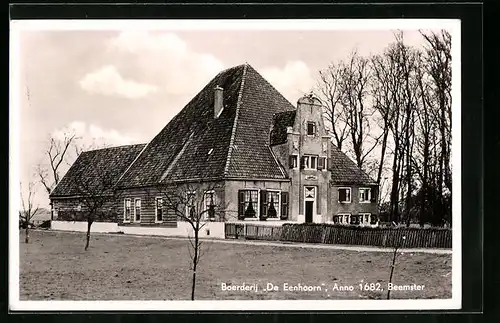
(387, 246, 399, 300)
(85, 220, 92, 251)
(389, 143, 400, 223)
(25, 226, 29, 244)
(376, 127, 389, 185)
(191, 228, 199, 300)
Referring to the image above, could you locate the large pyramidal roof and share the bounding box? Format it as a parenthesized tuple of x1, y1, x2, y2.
(116, 63, 296, 188)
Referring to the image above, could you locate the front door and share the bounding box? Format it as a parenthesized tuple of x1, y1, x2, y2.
(304, 186, 316, 223)
(305, 201, 314, 223)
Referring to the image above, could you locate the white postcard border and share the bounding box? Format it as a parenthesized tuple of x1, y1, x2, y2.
(9, 18, 462, 312)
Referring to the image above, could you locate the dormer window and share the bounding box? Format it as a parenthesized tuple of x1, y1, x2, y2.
(307, 122, 316, 136)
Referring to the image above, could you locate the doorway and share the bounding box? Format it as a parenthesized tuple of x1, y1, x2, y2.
(305, 201, 314, 223)
(304, 186, 316, 223)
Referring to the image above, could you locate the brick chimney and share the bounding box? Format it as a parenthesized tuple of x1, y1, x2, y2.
(214, 85, 224, 118)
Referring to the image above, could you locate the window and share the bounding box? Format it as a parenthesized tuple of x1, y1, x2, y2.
(289, 155, 298, 169)
(350, 214, 358, 225)
(338, 214, 350, 225)
(186, 192, 196, 220)
(317, 157, 327, 170)
(338, 187, 352, 203)
(265, 191, 280, 219)
(124, 198, 131, 222)
(307, 122, 316, 136)
(333, 215, 340, 224)
(134, 198, 141, 222)
(302, 155, 318, 170)
(310, 156, 317, 169)
(204, 191, 216, 220)
(359, 213, 371, 225)
(155, 197, 163, 222)
(238, 190, 258, 219)
(359, 188, 372, 203)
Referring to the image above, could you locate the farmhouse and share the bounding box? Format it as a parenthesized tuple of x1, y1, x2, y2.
(50, 64, 378, 227)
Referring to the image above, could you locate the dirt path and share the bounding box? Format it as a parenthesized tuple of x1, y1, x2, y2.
(41, 229, 452, 255)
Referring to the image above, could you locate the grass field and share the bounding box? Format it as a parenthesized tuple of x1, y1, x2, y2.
(19, 230, 452, 300)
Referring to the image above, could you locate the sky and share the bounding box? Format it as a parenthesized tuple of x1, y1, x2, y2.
(13, 21, 447, 209)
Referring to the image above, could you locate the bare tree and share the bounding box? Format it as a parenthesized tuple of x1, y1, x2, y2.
(36, 133, 77, 196)
(316, 62, 350, 150)
(72, 164, 120, 251)
(156, 181, 227, 300)
(20, 181, 40, 243)
(371, 48, 404, 187)
(340, 50, 381, 170)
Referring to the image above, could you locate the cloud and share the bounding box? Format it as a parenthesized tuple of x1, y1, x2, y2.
(79, 65, 158, 99)
(108, 31, 225, 96)
(261, 60, 316, 104)
(52, 121, 141, 148)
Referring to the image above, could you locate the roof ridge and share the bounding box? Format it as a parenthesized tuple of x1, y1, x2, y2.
(159, 132, 195, 183)
(85, 143, 145, 153)
(223, 63, 248, 177)
(268, 146, 287, 178)
(114, 142, 151, 187)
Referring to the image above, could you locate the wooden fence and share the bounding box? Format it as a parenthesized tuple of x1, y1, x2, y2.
(225, 223, 452, 249)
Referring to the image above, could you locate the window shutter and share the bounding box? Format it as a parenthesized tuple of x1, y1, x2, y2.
(339, 189, 346, 202)
(280, 192, 289, 220)
(371, 186, 378, 203)
(260, 190, 268, 220)
(318, 157, 325, 170)
(238, 190, 245, 220)
(300, 156, 305, 169)
(327, 157, 332, 169)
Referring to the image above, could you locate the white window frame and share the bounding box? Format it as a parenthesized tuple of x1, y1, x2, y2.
(264, 189, 281, 221)
(338, 213, 350, 225)
(155, 197, 163, 223)
(359, 187, 372, 203)
(359, 213, 371, 226)
(338, 187, 352, 203)
(133, 198, 141, 223)
(291, 155, 298, 168)
(185, 191, 196, 219)
(304, 155, 319, 170)
(123, 198, 132, 223)
(203, 190, 216, 221)
(319, 157, 327, 171)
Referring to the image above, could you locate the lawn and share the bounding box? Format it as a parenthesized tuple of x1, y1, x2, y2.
(19, 230, 452, 300)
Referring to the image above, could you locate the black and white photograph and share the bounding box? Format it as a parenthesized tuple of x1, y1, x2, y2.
(10, 19, 461, 311)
